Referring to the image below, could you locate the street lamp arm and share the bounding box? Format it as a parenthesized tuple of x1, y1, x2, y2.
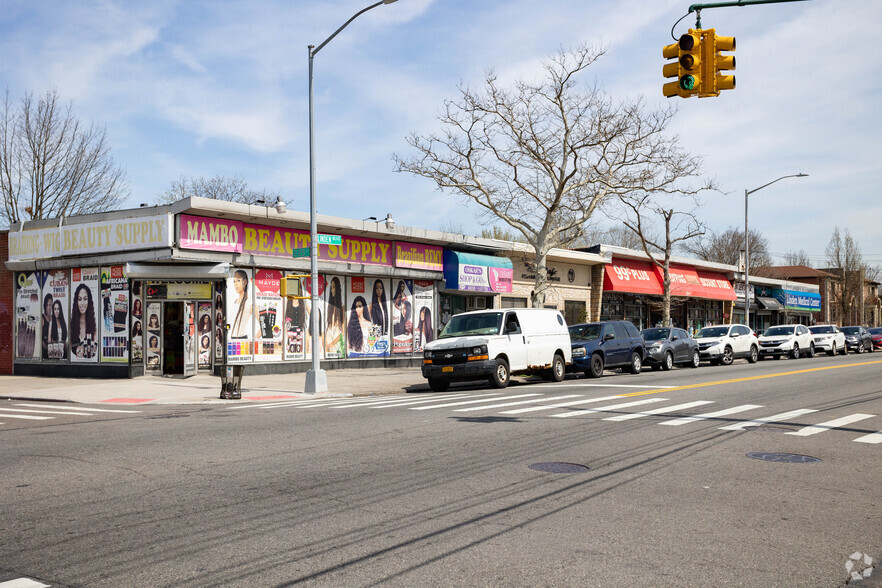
(746, 173, 808, 197)
(312, 0, 388, 56)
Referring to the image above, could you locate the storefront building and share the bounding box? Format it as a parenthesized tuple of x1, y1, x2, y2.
(731, 274, 822, 331)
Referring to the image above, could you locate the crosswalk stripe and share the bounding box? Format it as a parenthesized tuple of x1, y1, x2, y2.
(659, 404, 763, 426)
(334, 393, 478, 408)
(366, 394, 494, 408)
(785, 413, 876, 437)
(500, 395, 624, 415)
(0, 413, 53, 420)
(854, 430, 882, 444)
(0, 407, 96, 416)
(453, 395, 583, 412)
(551, 398, 667, 418)
(603, 401, 716, 422)
(14, 403, 140, 413)
(0, 578, 51, 587)
(410, 393, 541, 410)
(718, 408, 818, 431)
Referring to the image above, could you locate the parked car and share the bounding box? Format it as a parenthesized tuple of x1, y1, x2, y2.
(641, 327, 700, 370)
(758, 324, 816, 359)
(421, 308, 572, 391)
(868, 327, 882, 351)
(841, 326, 875, 354)
(569, 320, 645, 378)
(694, 324, 759, 365)
(808, 324, 848, 356)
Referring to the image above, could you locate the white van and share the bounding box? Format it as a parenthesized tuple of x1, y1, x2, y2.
(421, 308, 572, 391)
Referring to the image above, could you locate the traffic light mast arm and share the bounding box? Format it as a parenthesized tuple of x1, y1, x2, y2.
(685, 0, 811, 28)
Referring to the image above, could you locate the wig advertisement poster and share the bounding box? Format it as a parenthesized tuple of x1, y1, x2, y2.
(323, 276, 346, 359)
(70, 267, 100, 363)
(346, 277, 389, 358)
(253, 269, 283, 363)
(145, 301, 161, 369)
(42, 269, 70, 360)
(283, 294, 307, 361)
(412, 280, 435, 354)
(100, 266, 129, 363)
(130, 283, 143, 362)
(226, 268, 254, 363)
(390, 279, 413, 355)
(198, 302, 212, 368)
(15, 271, 42, 360)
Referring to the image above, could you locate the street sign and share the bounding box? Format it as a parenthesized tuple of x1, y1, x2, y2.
(316, 233, 342, 245)
(291, 247, 311, 258)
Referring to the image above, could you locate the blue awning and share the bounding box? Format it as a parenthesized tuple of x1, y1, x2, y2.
(775, 289, 821, 312)
(443, 250, 513, 293)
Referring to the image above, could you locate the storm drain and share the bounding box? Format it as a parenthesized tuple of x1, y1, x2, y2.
(529, 462, 590, 474)
(746, 452, 821, 464)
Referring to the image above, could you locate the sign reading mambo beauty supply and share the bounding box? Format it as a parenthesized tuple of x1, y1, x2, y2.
(9, 214, 173, 261)
(179, 214, 443, 271)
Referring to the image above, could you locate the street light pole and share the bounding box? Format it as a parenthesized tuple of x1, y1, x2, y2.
(743, 173, 808, 330)
(305, 0, 398, 394)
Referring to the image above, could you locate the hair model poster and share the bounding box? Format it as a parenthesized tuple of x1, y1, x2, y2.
(42, 269, 70, 361)
(70, 268, 100, 363)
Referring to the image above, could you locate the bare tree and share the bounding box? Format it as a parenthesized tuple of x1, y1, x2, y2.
(824, 227, 868, 325)
(480, 226, 528, 243)
(157, 174, 279, 205)
(782, 250, 813, 267)
(572, 222, 659, 250)
(682, 226, 773, 269)
(394, 45, 711, 307)
(0, 89, 128, 226)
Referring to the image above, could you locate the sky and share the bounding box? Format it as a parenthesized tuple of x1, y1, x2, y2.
(2, 0, 880, 266)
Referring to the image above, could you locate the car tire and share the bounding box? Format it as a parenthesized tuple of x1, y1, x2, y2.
(868, 342, 874, 353)
(841, 344, 848, 356)
(827, 344, 836, 357)
(427, 378, 450, 392)
(790, 343, 800, 360)
(720, 347, 734, 366)
(747, 345, 759, 364)
(807, 343, 815, 358)
(549, 354, 565, 382)
(489, 358, 510, 388)
(689, 349, 700, 368)
(586, 353, 604, 378)
(857, 342, 864, 354)
(662, 351, 674, 371)
(628, 351, 642, 374)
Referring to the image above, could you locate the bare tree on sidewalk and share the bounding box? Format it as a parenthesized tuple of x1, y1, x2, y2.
(157, 174, 280, 205)
(682, 226, 773, 269)
(0, 89, 128, 226)
(394, 44, 711, 307)
(824, 226, 869, 325)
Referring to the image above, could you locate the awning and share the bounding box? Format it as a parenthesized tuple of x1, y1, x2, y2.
(443, 250, 513, 293)
(124, 262, 231, 280)
(604, 259, 663, 295)
(604, 258, 736, 301)
(669, 265, 737, 301)
(757, 296, 784, 310)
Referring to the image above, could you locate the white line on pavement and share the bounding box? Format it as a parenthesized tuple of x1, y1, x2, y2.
(500, 395, 625, 415)
(603, 400, 716, 422)
(718, 409, 818, 431)
(0, 413, 53, 420)
(658, 404, 764, 426)
(785, 413, 875, 437)
(0, 407, 96, 416)
(453, 395, 584, 412)
(853, 430, 882, 444)
(14, 403, 141, 413)
(551, 398, 668, 418)
(410, 393, 541, 410)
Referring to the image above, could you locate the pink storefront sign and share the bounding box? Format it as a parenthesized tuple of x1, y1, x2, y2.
(179, 215, 243, 253)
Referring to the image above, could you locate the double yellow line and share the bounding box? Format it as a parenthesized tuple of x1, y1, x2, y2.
(619, 359, 882, 398)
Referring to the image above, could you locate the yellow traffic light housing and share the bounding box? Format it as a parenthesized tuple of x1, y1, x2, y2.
(280, 274, 308, 299)
(662, 30, 702, 98)
(702, 29, 736, 96)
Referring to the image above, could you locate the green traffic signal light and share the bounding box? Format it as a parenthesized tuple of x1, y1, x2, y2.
(680, 75, 695, 90)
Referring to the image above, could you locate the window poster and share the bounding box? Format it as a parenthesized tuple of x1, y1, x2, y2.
(226, 268, 254, 363)
(100, 266, 129, 362)
(346, 277, 389, 358)
(283, 294, 307, 361)
(15, 271, 42, 360)
(198, 302, 212, 368)
(42, 269, 70, 361)
(70, 268, 100, 363)
(324, 276, 346, 359)
(145, 301, 161, 370)
(253, 269, 283, 362)
(131, 282, 143, 361)
(391, 279, 413, 354)
(412, 280, 435, 354)
(214, 282, 224, 361)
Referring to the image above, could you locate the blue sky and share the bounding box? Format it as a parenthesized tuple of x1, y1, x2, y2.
(2, 0, 880, 265)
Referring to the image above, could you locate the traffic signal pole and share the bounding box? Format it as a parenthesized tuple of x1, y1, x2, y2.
(686, 0, 811, 29)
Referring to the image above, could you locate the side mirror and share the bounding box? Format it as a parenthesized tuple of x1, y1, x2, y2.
(603, 333, 615, 341)
(671, 335, 679, 341)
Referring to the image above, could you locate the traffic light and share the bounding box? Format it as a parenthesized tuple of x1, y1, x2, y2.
(280, 274, 306, 298)
(662, 29, 702, 98)
(701, 29, 736, 97)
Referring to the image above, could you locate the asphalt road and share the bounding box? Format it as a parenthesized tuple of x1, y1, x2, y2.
(2, 352, 881, 587)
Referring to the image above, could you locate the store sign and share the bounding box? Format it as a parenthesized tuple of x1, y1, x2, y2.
(146, 281, 212, 300)
(776, 289, 821, 312)
(394, 242, 443, 271)
(456, 265, 513, 293)
(9, 214, 172, 261)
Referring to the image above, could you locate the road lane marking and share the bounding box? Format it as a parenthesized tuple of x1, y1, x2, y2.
(551, 398, 667, 418)
(659, 404, 764, 426)
(529, 382, 675, 389)
(785, 413, 876, 437)
(0, 407, 96, 416)
(500, 395, 625, 415)
(410, 393, 540, 410)
(0, 413, 53, 420)
(14, 403, 141, 413)
(603, 400, 715, 421)
(719, 408, 818, 431)
(453, 395, 583, 412)
(0, 578, 51, 587)
(854, 430, 882, 444)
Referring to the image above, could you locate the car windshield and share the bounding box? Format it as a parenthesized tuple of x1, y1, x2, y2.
(641, 328, 670, 341)
(809, 326, 834, 334)
(841, 327, 860, 335)
(764, 326, 795, 336)
(868, 328, 882, 335)
(696, 326, 729, 338)
(569, 324, 601, 340)
(439, 312, 503, 338)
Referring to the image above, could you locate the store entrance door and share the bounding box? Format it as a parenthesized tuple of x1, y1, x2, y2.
(161, 301, 197, 377)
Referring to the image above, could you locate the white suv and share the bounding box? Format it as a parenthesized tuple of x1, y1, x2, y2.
(758, 324, 815, 360)
(808, 325, 848, 356)
(694, 324, 759, 366)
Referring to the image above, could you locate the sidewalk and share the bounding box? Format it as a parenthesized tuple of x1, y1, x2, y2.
(0, 367, 432, 405)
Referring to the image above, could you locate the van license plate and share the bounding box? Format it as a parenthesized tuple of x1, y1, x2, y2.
(442, 366, 453, 372)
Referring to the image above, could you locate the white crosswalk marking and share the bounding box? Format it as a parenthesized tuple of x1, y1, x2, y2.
(659, 404, 763, 426)
(410, 393, 541, 410)
(0, 407, 97, 416)
(0, 579, 51, 587)
(453, 395, 583, 412)
(500, 395, 624, 415)
(368, 394, 495, 408)
(853, 430, 882, 444)
(14, 403, 140, 413)
(551, 398, 668, 418)
(785, 413, 875, 437)
(602, 401, 716, 422)
(0, 413, 52, 420)
(718, 408, 818, 431)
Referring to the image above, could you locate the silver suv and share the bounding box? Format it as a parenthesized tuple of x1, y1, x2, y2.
(694, 324, 759, 366)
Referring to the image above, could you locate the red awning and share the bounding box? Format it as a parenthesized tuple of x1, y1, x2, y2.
(604, 258, 736, 301)
(604, 259, 664, 295)
(666, 264, 737, 301)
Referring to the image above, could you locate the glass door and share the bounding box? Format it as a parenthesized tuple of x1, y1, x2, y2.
(184, 302, 197, 377)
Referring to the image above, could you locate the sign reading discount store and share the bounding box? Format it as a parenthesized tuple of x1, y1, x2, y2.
(179, 214, 443, 271)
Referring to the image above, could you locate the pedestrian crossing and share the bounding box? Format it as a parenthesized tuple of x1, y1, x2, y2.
(226, 391, 882, 444)
(0, 403, 141, 426)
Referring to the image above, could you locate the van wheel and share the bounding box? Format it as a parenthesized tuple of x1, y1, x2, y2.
(548, 354, 565, 382)
(427, 378, 449, 392)
(489, 358, 510, 388)
(628, 352, 642, 374)
(586, 353, 604, 378)
(661, 351, 674, 371)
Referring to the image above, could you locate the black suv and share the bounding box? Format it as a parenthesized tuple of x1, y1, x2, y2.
(569, 320, 646, 378)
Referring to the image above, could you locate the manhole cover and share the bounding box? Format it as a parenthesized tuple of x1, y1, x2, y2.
(529, 462, 590, 474)
(744, 425, 795, 433)
(746, 452, 821, 464)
